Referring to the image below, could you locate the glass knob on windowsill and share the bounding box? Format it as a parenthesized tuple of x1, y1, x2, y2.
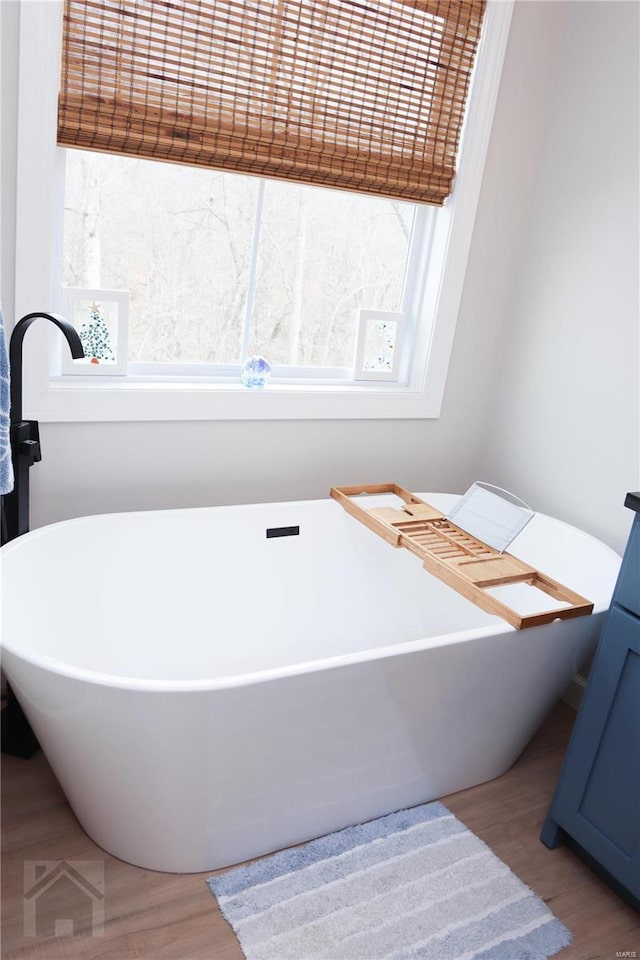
(241, 356, 271, 389)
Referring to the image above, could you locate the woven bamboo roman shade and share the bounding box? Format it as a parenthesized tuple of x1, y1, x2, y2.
(58, 1, 486, 205)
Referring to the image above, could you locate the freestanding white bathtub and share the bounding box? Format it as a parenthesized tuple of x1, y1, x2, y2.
(1, 493, 620, 873)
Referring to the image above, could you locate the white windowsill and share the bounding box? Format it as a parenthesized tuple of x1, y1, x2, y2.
(42, 375, 439, 421)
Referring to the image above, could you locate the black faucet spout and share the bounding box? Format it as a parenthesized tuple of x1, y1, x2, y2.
(9, 311, 84, 424)
(3, 311, 84, 542)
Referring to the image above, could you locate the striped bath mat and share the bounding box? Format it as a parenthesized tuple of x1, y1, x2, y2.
(207, 801, 571, 960)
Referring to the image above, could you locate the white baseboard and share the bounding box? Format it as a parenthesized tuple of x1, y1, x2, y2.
(561, 673, 588, 712)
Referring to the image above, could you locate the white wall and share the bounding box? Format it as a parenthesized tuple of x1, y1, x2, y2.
(481, 0, 640, 555)
(0, 1, 18, 326)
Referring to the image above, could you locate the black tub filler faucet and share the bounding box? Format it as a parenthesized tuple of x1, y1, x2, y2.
(1, 312, 84, 757)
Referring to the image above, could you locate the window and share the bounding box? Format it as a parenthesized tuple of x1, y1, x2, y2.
(63, 150, 422, 378)
(14, 1, 514, 422)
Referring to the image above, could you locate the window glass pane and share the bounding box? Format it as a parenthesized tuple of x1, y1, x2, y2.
(251, 182, 414, 367)
(63, 151, 414, 371)
(63, 151, 257, 364)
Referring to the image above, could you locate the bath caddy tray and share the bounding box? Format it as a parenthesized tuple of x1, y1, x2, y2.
(330, 484, 593, 630)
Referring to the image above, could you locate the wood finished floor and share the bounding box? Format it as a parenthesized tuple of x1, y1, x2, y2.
(2, 701, 638, 960)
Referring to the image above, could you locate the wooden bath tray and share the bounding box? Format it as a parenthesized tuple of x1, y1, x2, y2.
(330, 484, 593, 630)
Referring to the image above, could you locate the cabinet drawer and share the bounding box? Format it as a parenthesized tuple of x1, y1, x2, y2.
(616, 519, 640, 617)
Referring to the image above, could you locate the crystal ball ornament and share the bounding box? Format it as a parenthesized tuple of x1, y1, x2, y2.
(241, 356, 271, 389)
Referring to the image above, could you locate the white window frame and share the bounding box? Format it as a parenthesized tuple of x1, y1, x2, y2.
(14, 1, 513, 423)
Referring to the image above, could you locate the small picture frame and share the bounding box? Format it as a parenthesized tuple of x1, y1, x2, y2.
(61, 288, 129, 376)
(353, 309, 404, 381)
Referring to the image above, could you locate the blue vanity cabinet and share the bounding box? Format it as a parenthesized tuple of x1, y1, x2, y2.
(541, 492, 640, 907)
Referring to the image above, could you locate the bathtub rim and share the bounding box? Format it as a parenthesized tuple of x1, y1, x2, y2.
(0, 494, 620, 693)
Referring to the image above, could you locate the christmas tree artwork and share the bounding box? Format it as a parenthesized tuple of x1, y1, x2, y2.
(79, 302, 115, 364)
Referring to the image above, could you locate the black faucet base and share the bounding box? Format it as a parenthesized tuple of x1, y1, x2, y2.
(1, 688, 39, 759)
